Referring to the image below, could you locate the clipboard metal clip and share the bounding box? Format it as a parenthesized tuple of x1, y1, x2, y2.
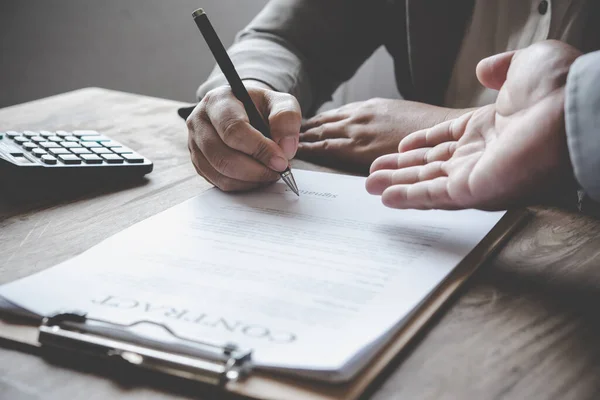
(38, 311, 253, 387)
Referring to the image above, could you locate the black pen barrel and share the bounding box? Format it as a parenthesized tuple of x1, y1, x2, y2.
(193, 9, 271, 139)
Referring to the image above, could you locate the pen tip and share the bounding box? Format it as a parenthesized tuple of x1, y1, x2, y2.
(281, 169, 300, 197)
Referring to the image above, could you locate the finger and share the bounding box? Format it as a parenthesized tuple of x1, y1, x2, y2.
(370, 148, 431, 173)
(188, 140, 265, 192)
(366, 162, 447, 195)
(381, 178, 458, 210)
(263, 91, 302, 159)
(399, 112, 472, 152)
(191, 120, 281, 183)
(188, 140, 209, 181)
(399, 122, 452, 152)
(301, 108, 349, 131)
(476, 50, 516, 90)
(425, 142, 458, 163)
(370, 154, 400, 174)
(296, 139, 352, 160)
(204, 87, 290, 172)
(299, 121, 349, 143)
(366, 169, 406, 195)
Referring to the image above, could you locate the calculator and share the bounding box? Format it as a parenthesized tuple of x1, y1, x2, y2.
(0, 130, 153, 183)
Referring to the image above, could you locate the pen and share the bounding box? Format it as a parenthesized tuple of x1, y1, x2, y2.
(192, 8, 300, 196)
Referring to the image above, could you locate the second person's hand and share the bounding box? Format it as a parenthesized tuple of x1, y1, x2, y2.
(366, 41, 582, 210)
(186, 81, 302, 191)
(297, 98, 472, 172)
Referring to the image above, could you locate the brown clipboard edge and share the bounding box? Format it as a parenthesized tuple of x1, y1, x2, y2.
(0, 210, 529, 400)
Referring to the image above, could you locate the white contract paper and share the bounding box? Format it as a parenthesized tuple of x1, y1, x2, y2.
(0, 170, 505, 382)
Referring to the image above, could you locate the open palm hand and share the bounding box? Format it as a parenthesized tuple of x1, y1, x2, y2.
(366, 41, 582, 210)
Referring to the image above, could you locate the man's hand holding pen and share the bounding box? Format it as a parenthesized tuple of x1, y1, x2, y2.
(189, 9, 299, 195)
(186, 80, 301, 192)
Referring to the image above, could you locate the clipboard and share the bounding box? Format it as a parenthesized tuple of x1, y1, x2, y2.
(0, 210, 528, 400)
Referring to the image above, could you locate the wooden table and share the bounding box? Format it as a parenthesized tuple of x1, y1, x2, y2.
(2, 88, 600, 400)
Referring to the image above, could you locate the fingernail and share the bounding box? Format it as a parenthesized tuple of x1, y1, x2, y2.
(279, 137, 298, 159)
(269, 156, 288, 172)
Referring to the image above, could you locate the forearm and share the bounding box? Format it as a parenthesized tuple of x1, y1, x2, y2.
(198, 35, 313, 111)
(565, 50, 600, 213)
(197, 0, 387, 116)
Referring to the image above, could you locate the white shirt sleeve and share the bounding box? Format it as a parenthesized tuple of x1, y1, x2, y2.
(565, 50, 600, 202)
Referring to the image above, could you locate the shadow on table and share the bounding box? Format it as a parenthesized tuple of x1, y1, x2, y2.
(0, 339, 226, 400)
(0, 311, 227, 400)
(483, 207, 600, 332)
(483, 264, 600, 332)
(0, 177, 150, 219)
(294, 154, 369, 177)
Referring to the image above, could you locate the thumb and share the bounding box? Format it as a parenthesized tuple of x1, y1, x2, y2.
(476, 50, 517, 90)
(248, 87, 302, 160)
(265, 91, 302, 160)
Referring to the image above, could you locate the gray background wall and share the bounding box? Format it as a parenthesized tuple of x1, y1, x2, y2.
(0, 0, 399, 112)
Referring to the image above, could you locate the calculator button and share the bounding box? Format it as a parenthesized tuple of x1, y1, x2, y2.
(23, 142, 37, 151)
(31, 136, 45, 143)
(40, 141, 61, 149)
(64, 136, 79, 141)
(80, 135, 109, 142)
(39, 131, 55, 137)
(41, 155, 57, 165)
(55, 131, 71, 137)
(72, 130, 99, 137)
(32, 148, 48, 157)
(11, 153, 33, 164)
(81, 154, 103, 164)
(111, 146, 133, 154)
(23, 131, 39, 137)
(58, 154, 81, 165)
(60, 141, 81, 148)
(122, 153, 144, 163)
(81, 141, 103, 148)
(102, 140, 122, 148)
(6, 131, 20, 138)
(14, 137, 28, 144)
(49, 148, 71, 155)
(70, 148, 91, 155)
(101, 154, 124, 164)
(92, 147, 112, 154)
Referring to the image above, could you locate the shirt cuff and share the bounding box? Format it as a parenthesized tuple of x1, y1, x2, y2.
(196, 37, 314, 115)
(578, 190, 600, 218)
(565, 51, 600, 202)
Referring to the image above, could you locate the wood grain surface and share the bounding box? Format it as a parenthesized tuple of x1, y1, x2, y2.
(2, 88, 600, 400)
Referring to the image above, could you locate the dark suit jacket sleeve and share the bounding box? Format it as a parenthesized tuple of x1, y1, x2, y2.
(565, 50, 600, 214)
(196, 0, 387, 116)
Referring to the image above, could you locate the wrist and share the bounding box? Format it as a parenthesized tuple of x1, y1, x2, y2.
(242, 79, 275, 92)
